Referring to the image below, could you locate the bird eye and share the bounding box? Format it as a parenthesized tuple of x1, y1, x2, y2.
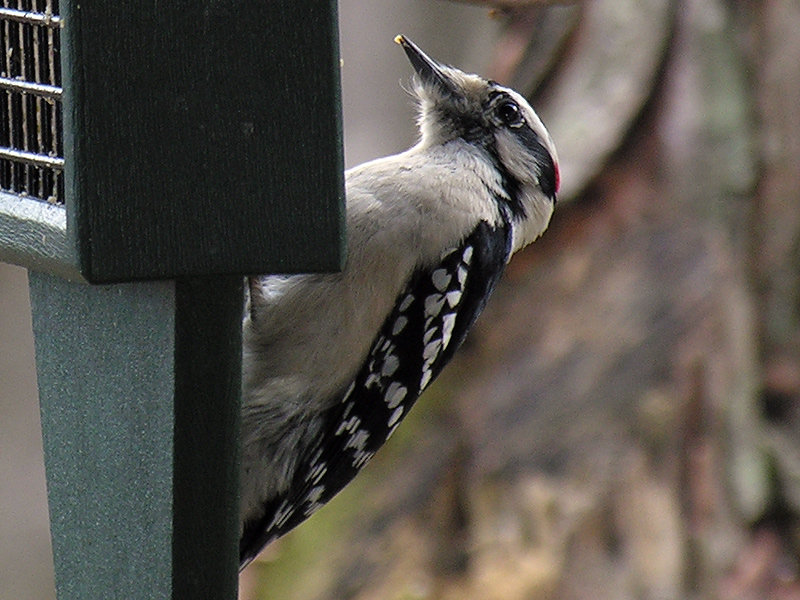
(497, 101, 522, 126)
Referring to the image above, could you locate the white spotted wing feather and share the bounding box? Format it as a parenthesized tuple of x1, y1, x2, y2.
(239, 221, 511, 565)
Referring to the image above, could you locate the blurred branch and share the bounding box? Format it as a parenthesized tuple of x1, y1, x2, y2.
(487, 4, 580, 93)
(532, 0, 674, 201)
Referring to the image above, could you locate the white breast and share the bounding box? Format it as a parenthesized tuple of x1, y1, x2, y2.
(243, 141, 504, 416)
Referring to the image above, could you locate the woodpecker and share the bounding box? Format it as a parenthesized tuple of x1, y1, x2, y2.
(239, 35, 559, 568)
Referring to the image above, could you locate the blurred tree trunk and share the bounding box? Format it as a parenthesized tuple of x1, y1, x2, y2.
(251, 1, 800, 598)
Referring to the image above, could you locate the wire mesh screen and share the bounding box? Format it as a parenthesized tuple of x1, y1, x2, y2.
(0, 0, 63, 204)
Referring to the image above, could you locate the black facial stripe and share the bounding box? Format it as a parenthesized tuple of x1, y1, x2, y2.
(485, 88, 557, 201)
(511, 126, 558, 201)
(485, 140, 526, 220)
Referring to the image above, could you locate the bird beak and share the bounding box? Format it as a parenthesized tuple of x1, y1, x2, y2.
(395, 35, 454, 95)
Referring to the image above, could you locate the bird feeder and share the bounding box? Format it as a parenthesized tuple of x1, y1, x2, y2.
(0, 1, 344, 598)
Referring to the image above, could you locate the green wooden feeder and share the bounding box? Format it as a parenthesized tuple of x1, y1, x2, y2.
(0, 1, 344, 598)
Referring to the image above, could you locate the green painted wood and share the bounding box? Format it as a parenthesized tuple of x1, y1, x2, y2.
(30, 273, 175, 599)
(62, 0, 345, 283)
(29, 272, 243, 600)
(0, 194, 82, 281)
(173, 277, 242, 599)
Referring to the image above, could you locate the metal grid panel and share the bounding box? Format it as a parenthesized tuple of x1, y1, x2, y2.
(0, 0, 62, 204)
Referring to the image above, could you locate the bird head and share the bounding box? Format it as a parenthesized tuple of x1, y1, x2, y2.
(396, 35, 559, 249)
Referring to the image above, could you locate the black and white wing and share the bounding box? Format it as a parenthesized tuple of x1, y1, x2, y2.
(239, 220, 512, 567)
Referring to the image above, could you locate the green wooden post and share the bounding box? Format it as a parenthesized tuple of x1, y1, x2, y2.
(0, 1, 344, 598)
(29, 275, 244, 599)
